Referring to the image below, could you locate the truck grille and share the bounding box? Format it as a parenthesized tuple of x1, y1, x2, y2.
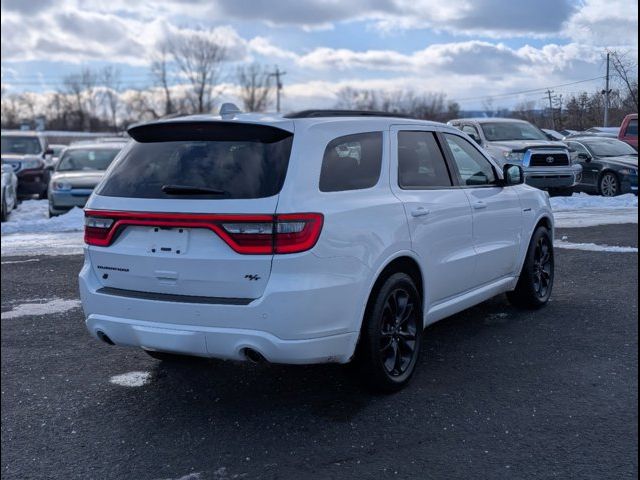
(529, 152, 569, 167)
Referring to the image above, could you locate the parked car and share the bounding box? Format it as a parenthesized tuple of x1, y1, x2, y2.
(1, 163, 18, 222)
(585, 127, 620, 137)
(79, 107, 555, 391)
(541, 128, 565, 141)
(448, 118, 581, 196)
(1, 130, 54, 199)
(48, 142, 126, 216)
(618, 114, 638, 151)
(564, 136, 638, 196)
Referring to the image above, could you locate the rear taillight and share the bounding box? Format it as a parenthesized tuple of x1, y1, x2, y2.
(83, 211, 323, 254)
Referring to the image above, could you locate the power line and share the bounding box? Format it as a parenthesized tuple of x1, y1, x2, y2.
(453, 76, 606, 104)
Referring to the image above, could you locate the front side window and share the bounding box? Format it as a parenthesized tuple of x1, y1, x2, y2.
(625, 119, 638, 137)
(567, 142, 590, 156)
(319, 132, 382, 192)
(1, 136, 43, 155)
(398, 131, 452, 188)
(443, 134, 497, 186)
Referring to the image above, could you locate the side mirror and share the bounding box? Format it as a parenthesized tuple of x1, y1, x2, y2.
(44, 147, 54, 157)
(503, 164, 525, 186)
(577, 152, 591, 162)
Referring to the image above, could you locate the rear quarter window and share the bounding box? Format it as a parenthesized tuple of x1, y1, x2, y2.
(97, 123, 293, 199)
(319, 132, 383, 192)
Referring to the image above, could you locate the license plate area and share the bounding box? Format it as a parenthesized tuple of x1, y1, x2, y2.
(147, 227, 189, 256)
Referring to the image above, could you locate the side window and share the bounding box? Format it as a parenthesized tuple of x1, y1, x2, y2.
(626, 119, 638, 137)
(443, 133, 497, 186)
(319, 132, 382, 192)
(398, 131, 452, 188)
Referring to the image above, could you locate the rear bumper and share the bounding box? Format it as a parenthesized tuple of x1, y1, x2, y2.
(79, 251, 368, 364)
(524, 164, 582, 189)
(86, 314, 357, 364)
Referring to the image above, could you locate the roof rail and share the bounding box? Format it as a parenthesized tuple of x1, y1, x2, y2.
(284, 109, 414, 119)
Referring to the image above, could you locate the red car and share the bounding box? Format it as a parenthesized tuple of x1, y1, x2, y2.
(618, 113, 638, 150)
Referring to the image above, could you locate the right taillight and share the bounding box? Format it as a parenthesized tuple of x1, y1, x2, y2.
(84, 210, 323, 255)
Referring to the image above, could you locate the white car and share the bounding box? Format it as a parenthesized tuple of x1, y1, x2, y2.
(1, 163, 18, 222)
(80, 107, 555, 391)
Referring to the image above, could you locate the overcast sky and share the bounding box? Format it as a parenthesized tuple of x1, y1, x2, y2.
(1, 0, 638, 110)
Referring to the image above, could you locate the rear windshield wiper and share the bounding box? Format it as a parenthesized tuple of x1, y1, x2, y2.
(161, 184, 227, 195)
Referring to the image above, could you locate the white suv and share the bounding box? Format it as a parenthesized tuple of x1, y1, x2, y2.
(79, 108, 555, 391)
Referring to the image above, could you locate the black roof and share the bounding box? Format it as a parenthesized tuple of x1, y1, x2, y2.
(284, 109, 414, 119)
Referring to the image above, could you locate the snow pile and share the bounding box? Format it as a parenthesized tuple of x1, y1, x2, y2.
(550, 193, 638, 211)
(110, 371, 151, 387)
(1, 200, 84, 235)
(1, 298, 82, 319)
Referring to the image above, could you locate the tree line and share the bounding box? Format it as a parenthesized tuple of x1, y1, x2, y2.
(1, 37, 637, 133)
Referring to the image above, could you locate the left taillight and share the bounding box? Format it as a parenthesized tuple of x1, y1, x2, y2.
(84, 216, 115, 246)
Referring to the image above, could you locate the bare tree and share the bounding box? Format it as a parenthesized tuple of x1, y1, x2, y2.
(169, 31, 227, 114)
(237, 64, 272, 112)
(150, 43, 175, 116)
(609, 50, 638, 112)
(63, 68, 97, 130)
(100, 66, 121, 132)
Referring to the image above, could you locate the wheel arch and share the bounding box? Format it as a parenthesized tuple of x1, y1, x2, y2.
(355, 251, 425, 338)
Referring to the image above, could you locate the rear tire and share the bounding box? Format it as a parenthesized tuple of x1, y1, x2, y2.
(507, 226, 554, 309)
(354, 272, 423, 392)
(1, 193, 7, 222)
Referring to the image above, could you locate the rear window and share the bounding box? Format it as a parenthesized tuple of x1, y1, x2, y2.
(98, 123, 293, 199)
(319, 132, 382, 192)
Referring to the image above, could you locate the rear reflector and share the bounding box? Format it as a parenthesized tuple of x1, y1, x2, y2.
(84, 210, 323, 255)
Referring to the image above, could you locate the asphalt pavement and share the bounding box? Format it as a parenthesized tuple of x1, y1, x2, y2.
(1, 223, 638, 480)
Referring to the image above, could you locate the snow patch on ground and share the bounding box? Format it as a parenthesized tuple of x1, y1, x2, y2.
(554, 241, 638, 253)
(110, 371, 151, 387)
(1, 232, 84, 257)
(1, 298, 82, 319)
(551, 193, 638, 228)
(1, 200, 84, 235)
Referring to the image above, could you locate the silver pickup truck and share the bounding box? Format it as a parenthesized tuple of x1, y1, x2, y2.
(448, 118, 582, 195)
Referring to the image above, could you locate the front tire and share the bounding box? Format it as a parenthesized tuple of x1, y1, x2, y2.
(507, 226, 554, 309)
(599, 172, 620, 197)
(354, 272, 423, 392)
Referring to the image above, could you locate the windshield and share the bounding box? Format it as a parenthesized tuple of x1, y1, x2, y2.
(1, 136, 43, 155)
(57, 148, 121, 172)
(480, 122, 548, 142)
(584, 139, 638, 157)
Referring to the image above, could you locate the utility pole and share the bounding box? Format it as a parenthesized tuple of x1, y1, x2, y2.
(546, 89, 556, 130)
(603, 51, 611, 127)
(268, 66, 286, 113)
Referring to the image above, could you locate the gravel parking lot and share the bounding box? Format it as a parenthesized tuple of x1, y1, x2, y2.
(1, 223, 638, 480)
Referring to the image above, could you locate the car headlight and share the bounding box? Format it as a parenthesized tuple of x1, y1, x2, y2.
(53, 181, 72, 191)
(503, 151, 524, 162)
(22, 159, 43, 170)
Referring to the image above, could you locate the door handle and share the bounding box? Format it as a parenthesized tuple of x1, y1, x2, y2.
(472, 201, 487, 210)
(411, 207, 431, 217)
